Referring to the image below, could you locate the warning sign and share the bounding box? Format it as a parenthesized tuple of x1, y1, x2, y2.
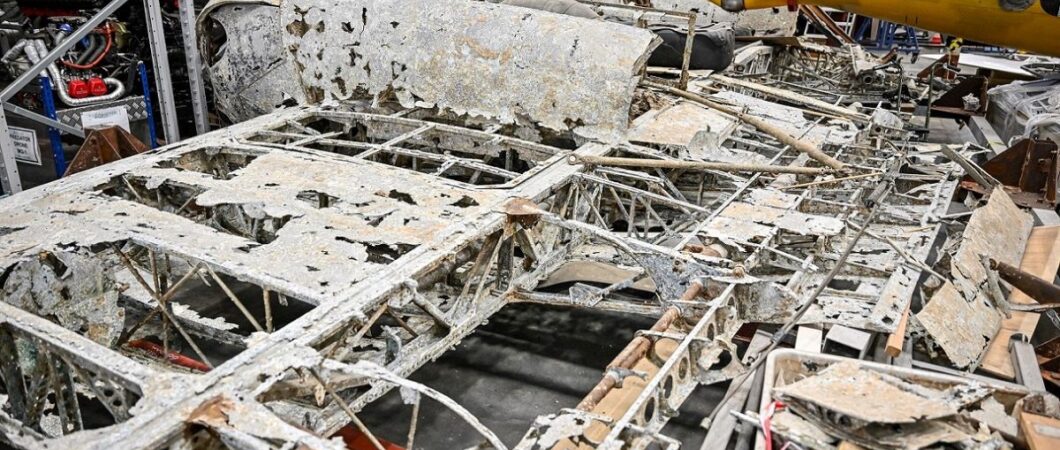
(8, 126, 41, 166)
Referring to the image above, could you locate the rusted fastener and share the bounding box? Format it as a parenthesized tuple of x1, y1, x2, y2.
(682, 243, 728, 259)
(732, 264, 746, 277)
(504, 198, 542, 228)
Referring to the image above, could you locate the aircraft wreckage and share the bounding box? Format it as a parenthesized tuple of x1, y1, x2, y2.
(2, 0, 1060, 449)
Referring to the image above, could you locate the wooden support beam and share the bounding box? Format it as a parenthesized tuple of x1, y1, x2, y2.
(885, 306, 911, 358)
(981, 226, 1060, 379)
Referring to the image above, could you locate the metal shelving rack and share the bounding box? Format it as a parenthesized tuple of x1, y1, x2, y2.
(0, 0, 209, 195)
(40, 64, 159, 176)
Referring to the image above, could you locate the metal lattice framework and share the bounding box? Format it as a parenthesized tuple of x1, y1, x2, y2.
(0, 92, 966, 449)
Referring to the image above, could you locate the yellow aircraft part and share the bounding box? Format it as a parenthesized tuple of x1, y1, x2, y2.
(711, 0, 1060, 57)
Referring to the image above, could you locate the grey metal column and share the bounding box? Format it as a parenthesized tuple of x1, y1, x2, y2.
(179, 0, 209, 136)
(4, 103, 85, 137)
(4, 101, 78, 136)
(143, 0, 181, 143)
(0, 108, 21, 195)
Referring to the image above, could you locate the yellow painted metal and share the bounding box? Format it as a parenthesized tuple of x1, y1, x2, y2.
(710, 0, 1060, 57)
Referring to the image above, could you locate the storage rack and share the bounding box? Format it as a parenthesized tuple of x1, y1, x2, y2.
(0, 0, 209, 195)
(39, 63, 158, 177)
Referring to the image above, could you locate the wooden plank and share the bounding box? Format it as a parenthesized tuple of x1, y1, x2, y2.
(981, 226, 1060, 379)
(556, 336, 678, 450)
(1020, 411, 1060, 450)
(885, 306, 910, 357)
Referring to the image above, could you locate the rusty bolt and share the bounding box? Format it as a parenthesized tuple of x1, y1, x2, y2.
(505, 198, 542, 228)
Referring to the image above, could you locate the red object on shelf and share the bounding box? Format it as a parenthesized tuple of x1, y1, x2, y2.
(126, 339, 211, 372)
(67, 79, 89, 99)
(88, 77, 108, 97)
(19, 8, 78, 17)
(334, 426, 405, 450)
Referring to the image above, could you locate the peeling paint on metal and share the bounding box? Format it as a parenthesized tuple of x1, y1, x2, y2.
(281, 0, 660, 142)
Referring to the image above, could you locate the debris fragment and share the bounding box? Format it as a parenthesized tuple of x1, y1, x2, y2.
(282, 0, 661, 141)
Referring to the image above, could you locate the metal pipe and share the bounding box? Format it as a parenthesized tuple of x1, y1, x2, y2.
(143, 0, 181, 142)
(0, 0, 129, 102)
(178, 0, 210, 135)
(26, 40, 126, 107)
(642, 80, 847, 170)
(0, 39, 28, 64)
(569, 154, 836, 176)
(991, 258, 1060, 305)
(76, 34, 101, 65)
(576, 280, 703, 411)
(2, 102, 85, 137)
(126, 339, 211, 372)
(710, 73, 871, 123)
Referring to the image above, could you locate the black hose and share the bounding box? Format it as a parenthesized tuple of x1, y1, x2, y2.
(84, 34, 106, 65)
(75, 34, 94, 65)
(75, 34, 99, 65)
(123, 59, 138, 94)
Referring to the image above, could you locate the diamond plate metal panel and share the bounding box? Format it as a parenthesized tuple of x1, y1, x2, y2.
(56, 96, 149, 131)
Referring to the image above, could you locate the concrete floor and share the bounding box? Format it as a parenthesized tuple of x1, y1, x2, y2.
(359, 304, 725, 449)
(923, 116, 977, 145)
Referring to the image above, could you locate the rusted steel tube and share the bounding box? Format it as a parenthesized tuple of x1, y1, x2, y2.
(576, 281, 703, 411)
(641, 80, 846, 171)
(127, 339, 211, 372)
(415, 242, 480, 290)
(991, 259, 1060, 305)
(569, 155, 834, 176)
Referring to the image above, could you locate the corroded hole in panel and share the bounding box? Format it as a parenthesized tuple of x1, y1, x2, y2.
(0, 239, 325, 435)
(333, 236, 418, 265)
(98, 176, 292, 245)
(154, 148, 258, 180)
(297, 190, 340, 209)
(113, 245, 318, 367)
